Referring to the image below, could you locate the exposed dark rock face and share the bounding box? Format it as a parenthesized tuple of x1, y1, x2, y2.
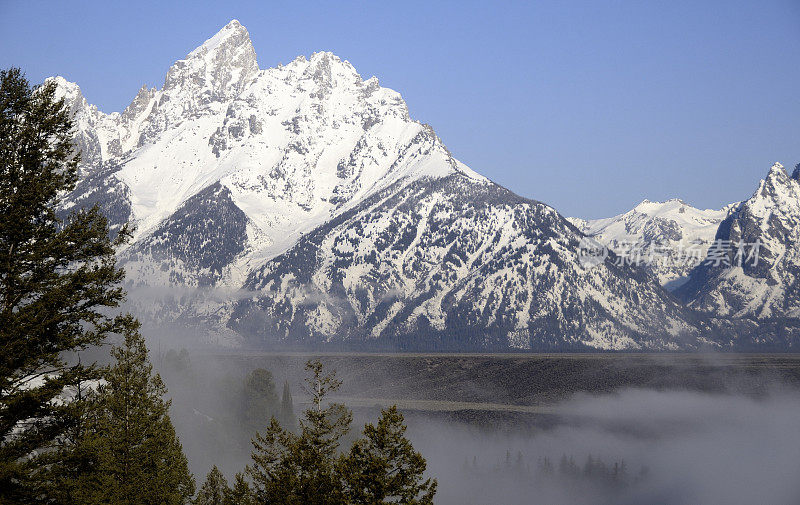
(59, 164, 132, 238)
(124, 183, 248, 287)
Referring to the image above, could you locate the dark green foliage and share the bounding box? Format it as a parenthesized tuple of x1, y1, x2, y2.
(224, 472, 255, 505)
(47, 377, 108, 504)
(246, 360, 436, 505)
(280, 380, 296, 430)
(247, 360, 351, 505)
(165, 348, 192, 375)
(340, 406, 436, 505)
(63, 326, 195, 504)
(0, 67, 132, 502)
(195, 466, 229, 505)
(243, 368, 279, 432)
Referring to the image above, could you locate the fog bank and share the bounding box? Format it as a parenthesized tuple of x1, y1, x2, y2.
(409, 389, 800, 505)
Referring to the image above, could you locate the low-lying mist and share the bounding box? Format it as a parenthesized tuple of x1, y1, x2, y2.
(409, 389, 800, 505)
(152, 348, 800, 505)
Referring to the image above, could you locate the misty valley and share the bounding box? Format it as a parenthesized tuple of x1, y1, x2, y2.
(3, 5, 800, 505)
(156, 351, 800, 505)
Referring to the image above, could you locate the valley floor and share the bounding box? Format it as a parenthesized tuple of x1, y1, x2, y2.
(204, 352, 800, 409)
(165, 352, 800, 504)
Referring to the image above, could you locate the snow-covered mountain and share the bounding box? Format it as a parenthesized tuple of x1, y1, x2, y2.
(230, 175, 701, 350)
(569, 200, 734, 287)
(57, 20, 480, 289)
(678, 163, 800, 320)
(54, 20, 740, 350)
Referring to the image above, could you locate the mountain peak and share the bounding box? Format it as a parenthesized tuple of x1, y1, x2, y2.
(633, 198, 686, 213)
(769, 161, 785, 174)
(307, 51, 352, 68)
(286, 51, 362, 86)
(762, 162, 790, 188)
(188, 19, 251, 58)
(121, 83, 156, 123)
(47, 76, 90, 115)
(747, 162, 800, 221)
(682, 160, 800, 319)
(48, 76, 82, 99)
(162, 19, 258, 103)
(56, 18, 776, 351)
(792, 163, 800, 181)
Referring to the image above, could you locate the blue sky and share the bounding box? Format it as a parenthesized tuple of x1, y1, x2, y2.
(1, 0, 798, 218)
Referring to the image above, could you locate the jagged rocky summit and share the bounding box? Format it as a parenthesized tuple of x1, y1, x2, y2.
(678, 163, 800, 320)
(53, 20, 798, 350)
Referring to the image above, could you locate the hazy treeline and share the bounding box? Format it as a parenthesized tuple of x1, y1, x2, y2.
(155, 346, 800, 505)
(156, 348, 301, 477)
(190, 358, 436, 505)
(462, 451, 649, 490)
(399, 388, 800, 505)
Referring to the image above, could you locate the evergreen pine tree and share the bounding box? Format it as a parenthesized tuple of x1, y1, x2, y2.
(559, 454, 569, 476)
(224, 472, 255, 505)
(48, 376, 110, 504)
(0, 67, 132, 502)
(340, 406, 436, 505)
(195, 466, 229, 505)
(584, 454, 595, 477)
(280, 380, 296, 430)
(247, 359, 351, 505)
(71, 325, 195, 505)
(243, 368, 279, 432)
(539, 456, 553, 475)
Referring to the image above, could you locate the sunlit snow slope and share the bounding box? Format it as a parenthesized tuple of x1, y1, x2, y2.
(55, 20, 727, 350)
(57, 21, 489, 288)
(570, 200, 734, 287)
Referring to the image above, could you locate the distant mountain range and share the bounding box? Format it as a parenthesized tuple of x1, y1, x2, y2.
(569, 199, 735, 288)
(54, 20, 800, 351)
